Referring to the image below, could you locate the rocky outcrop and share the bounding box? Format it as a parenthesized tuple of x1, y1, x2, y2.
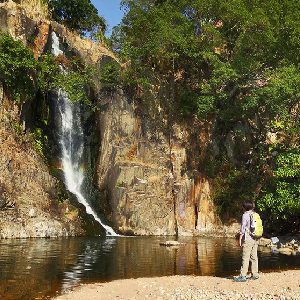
(259, 236, 300, 256)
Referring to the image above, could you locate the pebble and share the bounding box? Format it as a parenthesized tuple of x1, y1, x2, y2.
(133, 286, 300, 300)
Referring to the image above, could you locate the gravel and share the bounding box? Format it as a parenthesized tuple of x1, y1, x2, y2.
(53, 270, 300, 300)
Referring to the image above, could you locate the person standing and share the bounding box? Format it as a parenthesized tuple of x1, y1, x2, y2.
(234, 200, 259, 282)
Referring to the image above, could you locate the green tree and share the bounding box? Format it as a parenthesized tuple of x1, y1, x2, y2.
(38, 53, 96, 106)
(48, 0, 106, 37)
(113, 0, 300, 123)
(0, 33, 96, 108)
(0, 33, 37, 103)
(99, 60, 121, 92)
(258, 147, 300, 218)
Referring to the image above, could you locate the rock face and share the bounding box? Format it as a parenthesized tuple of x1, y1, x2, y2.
(0, 86, 84, 238)
(94, 89, 229, 236)
(0, 0, 238, 238)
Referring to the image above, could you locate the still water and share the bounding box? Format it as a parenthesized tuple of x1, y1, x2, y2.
(0, 236, 299, 299)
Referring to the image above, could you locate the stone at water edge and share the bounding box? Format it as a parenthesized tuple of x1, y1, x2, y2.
(159, 241, 186, 246)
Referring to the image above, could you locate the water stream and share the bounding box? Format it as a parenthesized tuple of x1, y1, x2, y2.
(0, 236, 299, 299)
(51, 31, 118, 236)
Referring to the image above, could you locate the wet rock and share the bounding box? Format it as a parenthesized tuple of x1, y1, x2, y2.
(277, 247, 293, 255)
(159, 241, 186, 247)
(259, 237, 272, 246)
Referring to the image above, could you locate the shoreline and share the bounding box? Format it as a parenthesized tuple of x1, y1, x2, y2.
(53, 269, 300, 300)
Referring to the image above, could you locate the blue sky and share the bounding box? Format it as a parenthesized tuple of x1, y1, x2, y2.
(91, 0, 125, 36)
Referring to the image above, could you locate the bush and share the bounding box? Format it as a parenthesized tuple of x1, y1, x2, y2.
(0, 33, 37, 103)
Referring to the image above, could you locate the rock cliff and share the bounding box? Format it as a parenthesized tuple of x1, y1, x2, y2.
(0, 0, 239, 238)
(95, 90, 225, 236)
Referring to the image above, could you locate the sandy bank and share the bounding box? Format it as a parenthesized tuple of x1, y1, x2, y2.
(53, 270, 300, 300)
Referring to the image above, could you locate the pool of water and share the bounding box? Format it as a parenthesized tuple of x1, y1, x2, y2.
(0, 236, 299, 299)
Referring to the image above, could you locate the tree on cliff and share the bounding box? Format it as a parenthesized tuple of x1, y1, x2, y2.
(113, 0, 300, 124)
(48, 0, 106, 38)
(0, 33, 37, 103)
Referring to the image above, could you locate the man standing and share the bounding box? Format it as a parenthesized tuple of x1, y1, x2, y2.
(234, 200, 259, 282)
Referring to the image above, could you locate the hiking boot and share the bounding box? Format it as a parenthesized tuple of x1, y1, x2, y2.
(233, 276, 247, 282)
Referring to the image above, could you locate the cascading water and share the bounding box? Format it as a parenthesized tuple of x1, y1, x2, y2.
(51, 31, 118, 236)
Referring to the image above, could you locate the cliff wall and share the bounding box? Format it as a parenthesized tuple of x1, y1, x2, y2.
(94, 90, 226, 236)
(0, 0, 240, 237)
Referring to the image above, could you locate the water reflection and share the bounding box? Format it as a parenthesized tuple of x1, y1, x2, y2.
(0, 236, 299, 299)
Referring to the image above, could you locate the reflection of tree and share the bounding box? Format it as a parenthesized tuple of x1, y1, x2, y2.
(170, 238, 242, 277)
(0, 238, 83, 299)
(196, 238, 243, 277)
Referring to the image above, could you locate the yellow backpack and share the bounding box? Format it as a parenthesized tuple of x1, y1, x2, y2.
(249, 212, 263, 239)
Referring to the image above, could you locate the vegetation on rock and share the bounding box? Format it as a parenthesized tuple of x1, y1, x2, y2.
(0, 33, 37, 103)
(109, 0, 300, 227)
(0, 33, 96, 107)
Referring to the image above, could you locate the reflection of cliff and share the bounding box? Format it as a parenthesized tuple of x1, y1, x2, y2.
(196, 239, 219, 275)
(61, 238, 118, 292)
(1, 236, 242, 299)
(167, 238, 242, 276)
(0, 236, 299, 298)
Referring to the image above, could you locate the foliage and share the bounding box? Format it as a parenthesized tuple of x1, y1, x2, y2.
(0, 33, 37, 103)
(38, 52, 96, 107)
(48, 0, 106, 37)
(99, 60, 121, 92)
(37, 51, 60, 98)
(53, 65, 95, 105)
(242, 65, 300, 120)
(258, 147, 300, 219)
(0, 31, 97, 107)
(5, 113, 23, 136)
(111, 0, 300, 124)
(208, 157, 263, 221)
(31, 127, 47, 159)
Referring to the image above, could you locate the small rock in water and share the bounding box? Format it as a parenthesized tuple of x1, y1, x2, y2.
(159, 241, 186, 246)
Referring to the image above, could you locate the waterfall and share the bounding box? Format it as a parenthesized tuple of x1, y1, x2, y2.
(51, 32, 118, 236)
